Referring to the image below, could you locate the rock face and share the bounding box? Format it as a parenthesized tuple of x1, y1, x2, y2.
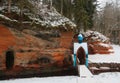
(0, 25, 16, 69)
(0, 2, 78, 79)
(88, 42, 114, 54)
(82, 30, 114, 54)
(0, 25, 78, 78)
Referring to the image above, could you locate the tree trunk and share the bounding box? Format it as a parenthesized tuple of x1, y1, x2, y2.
(61, 0, 63, 15)
(8, 0, 11, 13)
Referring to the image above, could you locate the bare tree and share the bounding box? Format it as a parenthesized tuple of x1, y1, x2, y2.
(93, 1, 120, 44)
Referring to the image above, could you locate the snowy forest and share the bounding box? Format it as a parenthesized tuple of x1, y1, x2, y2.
(0, 0, 120, 83)
(94, 0, 120, 44)
(0, 0, 120, 44)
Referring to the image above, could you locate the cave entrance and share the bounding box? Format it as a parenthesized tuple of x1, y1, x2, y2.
(76, 47, 86, 65)
(6, 50, 14, 70)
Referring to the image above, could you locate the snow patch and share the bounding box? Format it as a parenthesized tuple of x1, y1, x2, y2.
(0, 14, 18, 22)
(89, 45, 120, 63)
(94, 72, 120, 83)
(0, 76, 77, 83)
(0, 14, 12, 21)
(99, 67, 110, 70)
(83, 30, 109, 43)
(99, 43, 110, 48)
(0, 4, 76, 29)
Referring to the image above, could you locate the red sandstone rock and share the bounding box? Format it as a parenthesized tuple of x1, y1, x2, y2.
(82, 30, 114, 54)
(0, 25, 73, 71)
(0, 25, 16, 54)
(88, 42, 114, 54)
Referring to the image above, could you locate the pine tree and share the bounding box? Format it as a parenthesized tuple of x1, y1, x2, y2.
(86, 0, 97, 29)
(15, 0, 34, 17)
(52, 0, 73, 19)
(52, 0, 97, 32)
(73, 0, 97, 32)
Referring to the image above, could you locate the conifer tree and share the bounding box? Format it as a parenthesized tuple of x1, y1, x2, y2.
(73, 0, 97, 32)
(52, 0, 73, 19)
(52, 0, 97, 32)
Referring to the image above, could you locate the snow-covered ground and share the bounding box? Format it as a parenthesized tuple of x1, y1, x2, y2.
(94, 72, 120, 83)
(0, 76, 78, 83)
(0, 72, 120, 83)
(89, 45, 120, 63)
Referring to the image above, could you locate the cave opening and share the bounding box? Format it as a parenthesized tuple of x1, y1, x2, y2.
(77, 47, 86, 65)
(6, 50, 14, 70)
